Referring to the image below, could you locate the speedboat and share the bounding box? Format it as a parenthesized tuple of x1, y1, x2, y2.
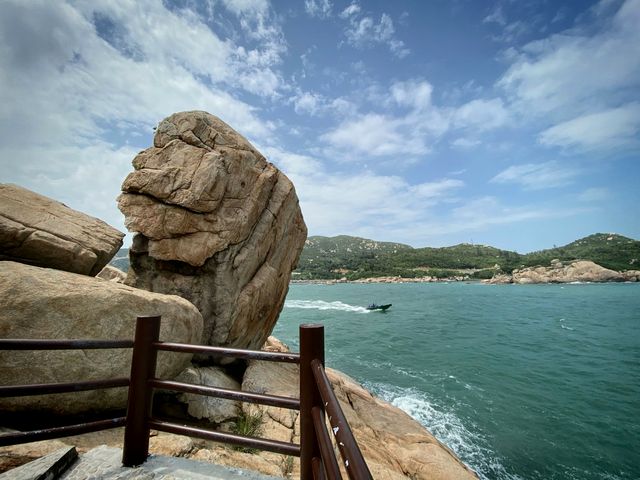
(366, 303, 392, 311)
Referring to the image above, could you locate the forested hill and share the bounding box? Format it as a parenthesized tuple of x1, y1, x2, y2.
(293, 233, 640, 280)
(110, 233, 640, 280)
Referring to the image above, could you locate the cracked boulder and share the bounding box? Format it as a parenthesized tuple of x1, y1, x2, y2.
(117, 111, 307, 352)
(0, 184, 124, 276)
(0, 261, 203, 414)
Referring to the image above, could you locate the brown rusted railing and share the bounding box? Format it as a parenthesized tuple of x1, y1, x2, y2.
(0, 338, 133, 447)
(299, 324, 373, 480)
(0, 316, 372, 479)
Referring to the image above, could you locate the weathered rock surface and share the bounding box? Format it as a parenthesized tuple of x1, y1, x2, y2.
(175, 366, 241, 423)
(97, 265, 127, 283)
(0, 184, 124, 276)
(0, 337, 476, 478)
(485, 260, 626, 284)
(118, 111, 307, 351)
(0, 261, 203, 414)
(237, 339, 477, 480)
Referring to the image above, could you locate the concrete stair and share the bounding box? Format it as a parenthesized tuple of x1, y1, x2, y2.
(1, 445, 284, 480)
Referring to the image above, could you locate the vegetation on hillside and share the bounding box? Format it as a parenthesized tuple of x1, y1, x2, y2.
(292, 233, 639, 280)
(110, 233, 640, 280)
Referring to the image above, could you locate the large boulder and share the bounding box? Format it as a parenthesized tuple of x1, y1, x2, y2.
(0, 184, 124, 276)
(0, 261, 203, 414)
(117, 111, 307, 351)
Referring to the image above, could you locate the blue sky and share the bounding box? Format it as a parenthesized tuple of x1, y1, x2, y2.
(1, 0, 639, 253)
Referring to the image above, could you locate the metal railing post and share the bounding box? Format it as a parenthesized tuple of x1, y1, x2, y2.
(122, 315, 161, 467)
(299, 323, 325, 480)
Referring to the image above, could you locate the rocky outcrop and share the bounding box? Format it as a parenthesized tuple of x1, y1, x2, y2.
(0, 184, 124, 276)
(239, 350, 477, 480)
(97, 265, 127, 283)
(0, 261, 203, 414)
(174, 366, 240, 423)
(485, 260, 626, 284)
(118, 111, 307, 351)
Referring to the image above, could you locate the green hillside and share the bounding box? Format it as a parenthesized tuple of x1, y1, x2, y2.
(522, 233, 640, 271)
(296, 236, 412, 279)
(110, 233, 640, 280)
(293, 233, 640, 280)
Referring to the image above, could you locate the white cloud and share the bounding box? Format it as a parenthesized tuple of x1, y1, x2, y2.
(293, 91, 323, 115)
(539, 103, 640, 150)
(409, 179, 465, 199)
(499, 0, 640, 119)
(434, 196, 591, 236)
(263, 147, 469, 244)
(340, 3, 361, 19)
(453, 98, 510, 131)
(322, 113, 430, 157)
(0, 0, 287, 242)
(305, 0, 332, 18)
(220, 0, 269, 15)
(321, 79, 509, 158)
(451, 138, 481, 150)
(389, 80, 434, 110)
(341, 8, 410, 58)
(491, 161, 581, 190)
(483, 5, 506, 26)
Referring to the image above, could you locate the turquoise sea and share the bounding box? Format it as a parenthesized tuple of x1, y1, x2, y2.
(273, 282, 640, 480)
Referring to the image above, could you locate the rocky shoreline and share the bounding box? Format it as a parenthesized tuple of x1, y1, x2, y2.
(292, 260, 640, 285)
(292, 275, 472, 285)
(483, 259, 639, 284)
(0, 111, 479, 479)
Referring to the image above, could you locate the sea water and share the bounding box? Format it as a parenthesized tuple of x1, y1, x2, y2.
(273, 282, 640, 480)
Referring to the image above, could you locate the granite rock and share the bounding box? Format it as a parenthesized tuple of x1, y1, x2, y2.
(118, 111, 306, 352)
(0, 184, 124, 276)
(0, 261, 203, 414)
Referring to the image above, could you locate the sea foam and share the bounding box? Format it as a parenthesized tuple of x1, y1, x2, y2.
(365, 381, 522, 480)
(284, 299, 370, 313)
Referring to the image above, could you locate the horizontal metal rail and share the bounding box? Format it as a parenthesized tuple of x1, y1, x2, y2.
(149, 379, 300, 410)
(0, 377, 130, 397)
(0, 339, 134, 350)
(153, 341, 300, 363)
(0, 417, 126, 447)
(148, 418, 301, 456)
(311, 359, 372, 480)
(312, 406, 342, 480)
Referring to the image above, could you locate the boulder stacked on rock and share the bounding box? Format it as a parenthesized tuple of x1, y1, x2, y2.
(0, 261, 203, 414)
(118, 111, 307, 351)
(0, 184, 124, 276)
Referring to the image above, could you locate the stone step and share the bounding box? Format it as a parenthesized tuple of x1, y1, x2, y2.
(0, 445, 78, 480)
(60, 445, 284, 480)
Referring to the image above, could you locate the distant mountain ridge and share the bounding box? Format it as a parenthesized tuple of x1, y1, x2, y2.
(111, 233, 640, 280)
(294, 233, 640, 280)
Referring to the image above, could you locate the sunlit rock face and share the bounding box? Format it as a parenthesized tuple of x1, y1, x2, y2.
(118, 111, 307, 353)
(0, 261, 202, 414)
(0, 184, 124, 276)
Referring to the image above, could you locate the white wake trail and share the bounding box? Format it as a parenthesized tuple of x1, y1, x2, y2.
(284, 300, 370, 313)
